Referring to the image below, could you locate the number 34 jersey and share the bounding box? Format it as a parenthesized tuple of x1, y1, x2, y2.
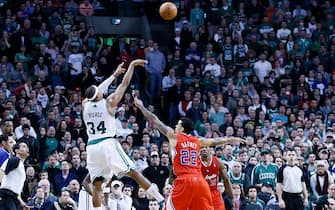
(173, 133, 202, 176)
(83, 99, 116, 141)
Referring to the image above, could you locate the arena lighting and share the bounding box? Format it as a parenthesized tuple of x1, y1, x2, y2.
(111, 18, 121, 25)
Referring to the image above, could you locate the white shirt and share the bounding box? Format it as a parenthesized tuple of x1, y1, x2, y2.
(109, 194, 133, 210)
(276, 28, 291, 41)
(68, 53, 84, 75)
(15, 125, 37, 139)
(0, 159, 26, 194)
(203, 63, 221, 77)
(279, 165, 303, 193)
(135, 158, 148, 172)
(115, 127, 133, 139)
(254, 60, 272, 83)
(162, 75, 176, 92)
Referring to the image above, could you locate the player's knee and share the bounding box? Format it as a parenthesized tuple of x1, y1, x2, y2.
(93, 181, 103, 191)
(127, 169, 139, 178)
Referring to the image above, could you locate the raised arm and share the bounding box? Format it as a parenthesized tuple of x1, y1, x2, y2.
(218, 158, 233, 198)
(97, 62, 126, 95)
(133, 96, 175, 140)
(107, 59, 147, 107)
(198, 136, 246, 147)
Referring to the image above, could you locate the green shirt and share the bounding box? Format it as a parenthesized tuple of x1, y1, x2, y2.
(251, 163, 278, 188)
(44, 137, 58, 158)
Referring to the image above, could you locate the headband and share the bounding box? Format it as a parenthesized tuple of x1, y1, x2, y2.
(87, 85, 99, 101)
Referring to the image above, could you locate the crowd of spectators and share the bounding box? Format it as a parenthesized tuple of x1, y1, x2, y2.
(0, 0, 335, 210)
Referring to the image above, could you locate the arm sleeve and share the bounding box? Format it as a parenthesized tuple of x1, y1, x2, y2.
(97, 74, 116, 95)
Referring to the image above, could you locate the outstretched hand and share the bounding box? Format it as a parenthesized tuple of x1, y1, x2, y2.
(132, 91, 143, 107)
(114, 62, 126, 77)
(130, 59, 147, 67)
(227, 137, 247, 144)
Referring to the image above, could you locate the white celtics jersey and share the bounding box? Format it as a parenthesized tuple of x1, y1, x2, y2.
(83, 99, 116, 142)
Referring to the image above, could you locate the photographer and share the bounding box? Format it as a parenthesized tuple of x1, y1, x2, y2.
(51, 188, 78, 210)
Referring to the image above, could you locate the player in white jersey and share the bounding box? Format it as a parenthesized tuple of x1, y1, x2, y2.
(82, 59, 163, 210)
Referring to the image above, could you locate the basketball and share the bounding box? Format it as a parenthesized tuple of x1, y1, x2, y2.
(159, 2, 177, 21)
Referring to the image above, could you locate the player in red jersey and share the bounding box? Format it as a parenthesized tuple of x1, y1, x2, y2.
(133, 96, 244, 210)
(201, 147, 233, 210)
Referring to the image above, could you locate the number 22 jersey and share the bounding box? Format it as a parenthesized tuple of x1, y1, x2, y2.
(173, 133, 201, 176)
(82, 99, 116, 141)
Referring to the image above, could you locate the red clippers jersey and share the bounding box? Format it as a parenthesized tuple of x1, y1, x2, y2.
(201, 156, 220, 191)
(173, 133, 201, 176)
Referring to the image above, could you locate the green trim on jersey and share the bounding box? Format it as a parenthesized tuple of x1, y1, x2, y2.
(251, 163, 278, 188)
(87, 136, 114, 146)
(115, 141, 136, 177)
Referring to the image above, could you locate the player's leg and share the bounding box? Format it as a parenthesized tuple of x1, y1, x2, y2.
(164, 178, 192, 210)
(92, 177, 103, 209)
(127, 169, 164, 202)
(211, 190, 226, 210)
(190, 178, 213, 210)
(78, 188, 93, 210)
(107, 139, 164, 202)
(87, 144, 109, 209)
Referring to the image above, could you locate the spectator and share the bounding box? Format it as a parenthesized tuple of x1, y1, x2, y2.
(145, 42, 166, 105)
(69, 179, 80, 204)
(221, 144, 235, 170)
(251, 149, 278, 188)
(36, 178, 58, 207)
(148, 200, 160, 210)
(54, 160, 78, 195)
(41, 127, 59, 161)
(310, 160, 334, 201)
(132, 187, 149, 210)
(243, 185, 264, 210)
(14, 117, 37, 139)
(70, 154, 88, 186)
(229, 161, 251, 193)
(224, 183, 248, 210)
(254, 53, 272, 84)
(43, 154, 60, 189)
(51, 188, 78, 210)
(68, 46, 83, 89)
(108, 180, 133, 210)
(26, 187, 47, 210)
(17, 124, 38, 164)
(315, 183, 335, 210)
(142, 151, 170, 194)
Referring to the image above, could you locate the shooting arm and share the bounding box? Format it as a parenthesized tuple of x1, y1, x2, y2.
(107, 61, 141, 107)
(218, 159, 233, 198)
(97, 63, 124, 95)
